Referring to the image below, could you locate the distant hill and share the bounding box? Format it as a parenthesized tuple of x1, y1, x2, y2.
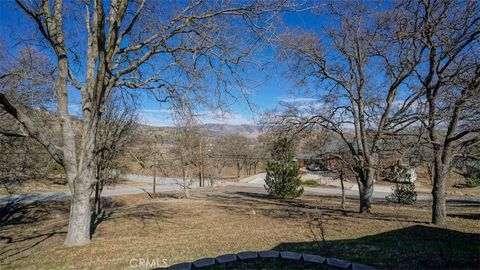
(201, 124, 262, 138)
(136, 123, 263, 138)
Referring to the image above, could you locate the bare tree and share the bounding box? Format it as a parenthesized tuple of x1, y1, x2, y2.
(0, 46, 62, 192)
(219, 134, 251, 178)
(1, 0, 292, 246)
(171, 113, 201, 198)
(405, 0, 480, 225)
(243, 142, 265, 176)
(189, 128, 210, 187)
(295, 127, 355, 209)
(273, 1, 422, 213)
(206, 137, 230, 180)
(93, 92, 138, 215)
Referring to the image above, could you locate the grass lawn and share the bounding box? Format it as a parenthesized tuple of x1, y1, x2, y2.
(1, 186, 479, 269)
(0, 179, 149, 195)
(302, 179, 321, 187)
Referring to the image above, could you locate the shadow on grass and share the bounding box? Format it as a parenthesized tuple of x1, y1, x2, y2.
(90, 198, 125, 237)
(89, 197, 178, 237)
(1, 196, 176, 264)
(273, 225, 480, 270)
(0, 197, 68, 227)
(0, 198, 69, 264)
(0, 231, 67, 259)
(446, 200, 480, 220)
(448, 213, 480, 220)
(204, 191, 429, 224)
(445, 199, 480, 206)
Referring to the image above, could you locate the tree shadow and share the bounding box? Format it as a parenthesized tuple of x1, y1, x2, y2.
(0, 196, 68, 227)
(89, 197, 178, 237)
(446, 200, 480, 220)
(2, 196, 178, 264)
(448, 213, 480, 220)
(90, 198, 125, 237)
(203, 190, 429, 224)
(273, 225, 480, 270)
(0, 231, 67, 259)
(118, 201, 178, 230)
(0, 198, 42, 227)
(0, 198, 69, 265)
(446, 199, 480, 206)
(234, 191, 273, 199)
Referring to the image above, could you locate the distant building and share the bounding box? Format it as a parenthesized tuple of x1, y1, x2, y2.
(295, 153, 345, 172)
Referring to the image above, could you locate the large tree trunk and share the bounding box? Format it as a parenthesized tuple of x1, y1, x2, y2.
(64, 111, 99, 246)
(64, 178, 92, 246)
(357, 168, 374, 213)
(432, 173, 447, 225)
(431, 152, 449, 226)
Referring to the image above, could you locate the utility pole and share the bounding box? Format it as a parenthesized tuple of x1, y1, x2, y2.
(199, 139, 204, 187)
(340, 170, 345, 210)
(153, 134, 157, 194)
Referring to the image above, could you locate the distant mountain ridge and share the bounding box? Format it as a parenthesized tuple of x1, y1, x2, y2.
(137, 123, 263, 138)
(201, 123, 262, 138)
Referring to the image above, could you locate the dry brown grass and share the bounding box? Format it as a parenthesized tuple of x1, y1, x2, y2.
(0, 180, 152, 195)
(0, 179, 68, 195)
(1, 186, 479, 269)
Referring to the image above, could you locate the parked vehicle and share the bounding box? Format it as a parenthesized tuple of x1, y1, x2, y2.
(306, 163, 328, 171)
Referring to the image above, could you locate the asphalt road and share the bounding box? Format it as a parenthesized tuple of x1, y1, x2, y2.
(0, 184, 176, 204)
(0, 175, 201, 204)
(1, 173, 479, 204)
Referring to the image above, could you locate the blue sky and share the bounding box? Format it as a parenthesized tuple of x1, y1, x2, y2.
(0, 2, 325, 127)
(138, 10, 327, 126)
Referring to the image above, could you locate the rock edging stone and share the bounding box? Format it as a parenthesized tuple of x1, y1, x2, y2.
(155, 250, 377, 270)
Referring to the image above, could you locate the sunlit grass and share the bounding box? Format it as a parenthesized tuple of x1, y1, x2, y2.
(1, 186, 479, 269)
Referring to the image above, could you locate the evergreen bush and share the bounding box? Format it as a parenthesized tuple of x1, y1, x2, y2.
(465, 177, 480, 188)
(386, 182, 417, 204)
(264, 137, 303, 199)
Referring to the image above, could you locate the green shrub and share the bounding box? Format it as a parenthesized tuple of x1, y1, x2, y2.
(265, 160, 304, 199)
(264, 137, 303, 199)
(302, 179, 320, 186)
(465, 177, 480, 188)
(386, 182, 417, 204)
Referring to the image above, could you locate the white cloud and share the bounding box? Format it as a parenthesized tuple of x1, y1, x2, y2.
(140, 108, 174, 127)
(66, 104, 253, 127)
(142, 108, 171, 113)
(142, 114, 174, 127)
(278, 97, 318, 103)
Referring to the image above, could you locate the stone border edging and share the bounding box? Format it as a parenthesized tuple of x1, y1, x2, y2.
(153, 250, 377, 270)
